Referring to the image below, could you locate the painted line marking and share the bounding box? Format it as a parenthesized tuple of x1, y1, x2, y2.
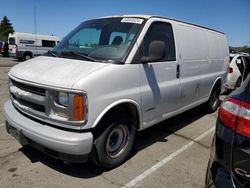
(0, 123, 5, 127)
(122, 126, 215, 188)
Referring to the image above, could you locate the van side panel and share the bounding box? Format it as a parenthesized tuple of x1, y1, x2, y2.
(73, 64, 142, 130)
(175, 23, 228, 106)
(175, 24, 208, 106)
(205, 32, 229, 94)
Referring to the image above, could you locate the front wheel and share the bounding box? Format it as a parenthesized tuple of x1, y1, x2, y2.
(91, 115, 136, 169)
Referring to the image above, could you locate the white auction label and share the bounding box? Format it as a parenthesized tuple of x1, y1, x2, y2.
(121, 18, 144, 24)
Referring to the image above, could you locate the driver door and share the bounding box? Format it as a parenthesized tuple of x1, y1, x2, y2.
(138, 21, 181, 127)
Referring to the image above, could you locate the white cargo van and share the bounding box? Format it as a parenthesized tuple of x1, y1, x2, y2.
(226, 53, 250, 90)
(8, 32, 60, 60)
(4, 15, 229, 169)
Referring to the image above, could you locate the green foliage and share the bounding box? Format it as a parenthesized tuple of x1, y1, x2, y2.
(240, 47, 250, 53)
(0, 32, 5, 41)
(0, 16, 14, 41)
(230, 46, 250, 54)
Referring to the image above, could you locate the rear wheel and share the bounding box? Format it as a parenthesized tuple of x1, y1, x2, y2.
(205, 161, 214, 188)
(207, 87, 220, 112)
(91, 115, 136, 169)
(24, 54, 32, 61)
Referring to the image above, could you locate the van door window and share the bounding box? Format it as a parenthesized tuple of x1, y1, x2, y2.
(20, 40, 35, 44)
(9, 37, 15, 45)
(243, 56, 250, 80)
(141, 22, 176, 62)
(42, 40, 56, 47)
(236, 57, 244, 75)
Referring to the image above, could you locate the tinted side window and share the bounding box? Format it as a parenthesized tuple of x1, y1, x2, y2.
(42, 40, 56, 47)
(9, 37, 15, 45)
(244, 57, 250, 68)
(20, 40, 35, 44)
(236, 57, 244, 74)
(141, 22, 176, 62)
(244, 56, 250, 80)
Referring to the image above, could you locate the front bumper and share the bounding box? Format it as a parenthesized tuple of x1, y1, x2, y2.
(8, 52, 16, 57)
(4, 100, 93, 161)
(16, 51, 24, 59)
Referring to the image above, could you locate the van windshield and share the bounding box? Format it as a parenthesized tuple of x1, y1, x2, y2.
(49, 17, 145, 63)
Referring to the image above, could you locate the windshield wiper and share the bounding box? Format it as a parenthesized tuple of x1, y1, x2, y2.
(47, 50, 57, 57)
(62, 51, 96, 62)
(104, 59, 124, 64)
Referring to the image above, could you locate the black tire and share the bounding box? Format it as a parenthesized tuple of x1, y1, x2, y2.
(234, 77, 242, 90)
(205, 161, 215, 188)
(91, 115, 136, 169)
(17, 57, 23, 61)
(206, 87, 220, 112)
(24, 54, 32, 61)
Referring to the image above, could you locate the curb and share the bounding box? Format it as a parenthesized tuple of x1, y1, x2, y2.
(0, 63, 18, 67)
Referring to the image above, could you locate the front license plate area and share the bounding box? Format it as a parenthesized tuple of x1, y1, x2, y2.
(6, 122, 28, 145)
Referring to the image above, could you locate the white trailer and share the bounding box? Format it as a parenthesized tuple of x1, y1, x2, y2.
(8, 32, 60, 61)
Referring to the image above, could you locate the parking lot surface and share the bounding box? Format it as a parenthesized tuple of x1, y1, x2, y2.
(0, 56, 221, 188)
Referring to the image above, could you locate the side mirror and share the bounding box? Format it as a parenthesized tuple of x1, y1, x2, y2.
(141, 41, 166, 63)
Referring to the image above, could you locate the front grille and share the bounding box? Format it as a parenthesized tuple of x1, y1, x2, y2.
(10, 79, 46, 113)
(11, 79, 46, 96)
(12, 95, 45, 112)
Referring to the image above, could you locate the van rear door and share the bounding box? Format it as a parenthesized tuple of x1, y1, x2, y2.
(8, 37, 17, 56)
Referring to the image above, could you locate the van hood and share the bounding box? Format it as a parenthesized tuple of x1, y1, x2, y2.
(9, 56, 108, 89)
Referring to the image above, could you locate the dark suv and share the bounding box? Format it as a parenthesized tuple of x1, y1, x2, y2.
(205, 74, 250, 187)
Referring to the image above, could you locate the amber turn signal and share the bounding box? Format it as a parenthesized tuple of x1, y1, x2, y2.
(73, 95, 84, 121)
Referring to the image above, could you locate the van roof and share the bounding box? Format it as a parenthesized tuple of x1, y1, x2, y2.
(99, 14, 224, 34)
(8, 32, 60, 40)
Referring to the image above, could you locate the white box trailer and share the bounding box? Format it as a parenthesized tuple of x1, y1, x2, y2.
(8, 32, 60, 61)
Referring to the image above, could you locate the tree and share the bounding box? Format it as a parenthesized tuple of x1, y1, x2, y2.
(0, 16, 14, 41)
(241, 47, 250, 53)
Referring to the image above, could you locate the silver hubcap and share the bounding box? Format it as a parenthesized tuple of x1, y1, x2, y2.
(25, 55, 31, 60)
(210, 91, 218, 109)
(105, 124, 129, 158)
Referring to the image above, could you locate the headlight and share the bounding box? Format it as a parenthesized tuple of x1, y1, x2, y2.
(56, 91, 69, 107)
(52, 91, 86, 122)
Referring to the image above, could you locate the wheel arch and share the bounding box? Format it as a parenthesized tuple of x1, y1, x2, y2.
(92, 99, 142, 131)
(208, 78, 222, 100)
(23, 51, 33, 58)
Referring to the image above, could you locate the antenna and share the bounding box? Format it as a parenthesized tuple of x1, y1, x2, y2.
(34, 6, 38, 54)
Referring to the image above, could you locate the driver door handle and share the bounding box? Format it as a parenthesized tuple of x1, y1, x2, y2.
(176, 64, 180, 78)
